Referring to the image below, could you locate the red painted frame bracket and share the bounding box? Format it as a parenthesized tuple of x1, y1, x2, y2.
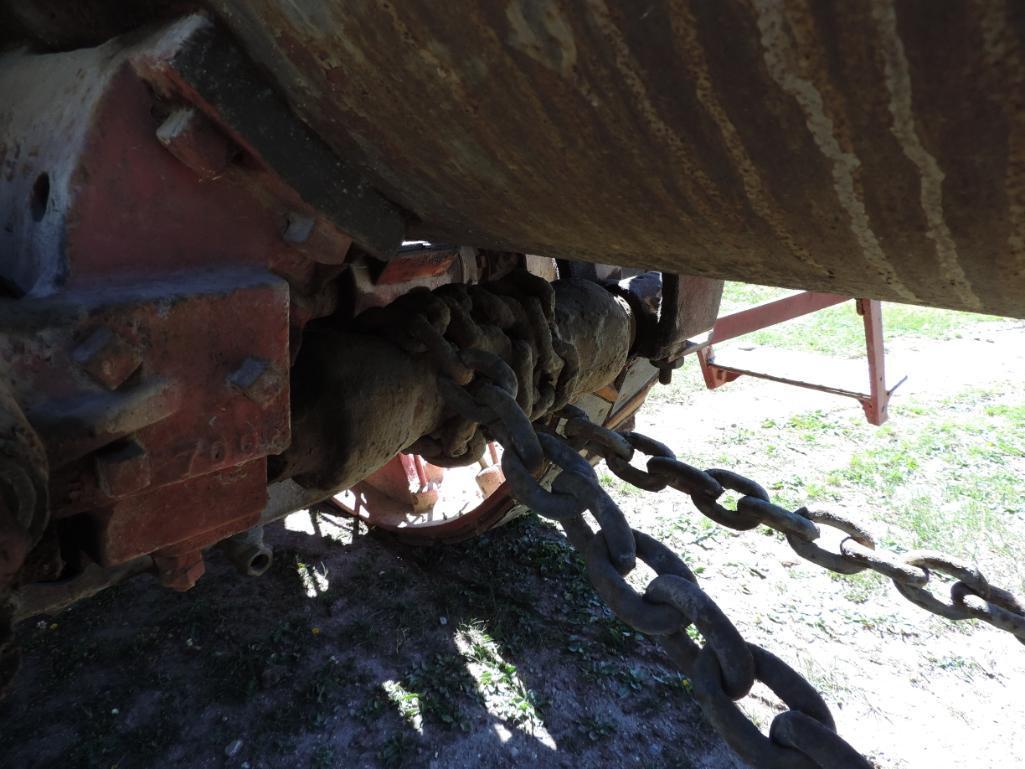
(692, 292, 906, 425)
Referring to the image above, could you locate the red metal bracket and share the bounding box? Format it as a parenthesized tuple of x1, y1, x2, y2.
(693, 292, 906, 425)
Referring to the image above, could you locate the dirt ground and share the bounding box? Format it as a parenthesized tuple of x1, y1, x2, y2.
(2, 313, 1024, 769)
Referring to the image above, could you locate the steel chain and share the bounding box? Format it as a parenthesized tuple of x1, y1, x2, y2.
(505, 416, 870, 765)
(387, 275, 874, 765)
(379, 273, 576, 469)
(584, 421, 1025, 646)
(498, 431, 868, 764)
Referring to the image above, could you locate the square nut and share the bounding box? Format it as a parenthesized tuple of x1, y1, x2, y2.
(94, 439, 151, 497)
(73, 327, 143, 390)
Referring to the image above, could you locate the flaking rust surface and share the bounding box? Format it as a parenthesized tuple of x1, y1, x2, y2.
(206, 0, 1025, 317)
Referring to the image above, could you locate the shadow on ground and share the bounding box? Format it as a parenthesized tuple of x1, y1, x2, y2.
(0, 509, 737, 769)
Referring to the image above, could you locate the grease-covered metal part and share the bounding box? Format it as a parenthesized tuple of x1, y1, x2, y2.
(278, 278, 633, 496)
(202, 1, 1025, 317)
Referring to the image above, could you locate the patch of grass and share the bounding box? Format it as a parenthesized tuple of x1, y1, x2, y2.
(718, 282, 786, 312)
(827, 408, 1023, 560)
(302, 660, 353, 706)
(784, 410, 857, 445)
(398, 653, 476, 730)
(377, 733, 418, 769)
(796, 655, 856, 704)
(382, 679, 424, 728)
(598, 467, 646, 497)
(355, 688, 392, 724)
(717, 387, 1020, 598)
(594, 616, 641, 654)
(926, 653, 988, 682)
(832, 433, 920, 491)
(458, 623, 544, 728)
(767, 475, 819, 511)
(829, 570, 883, 605)
(449, 516, 585, 581)
(788, 409, 840, 433)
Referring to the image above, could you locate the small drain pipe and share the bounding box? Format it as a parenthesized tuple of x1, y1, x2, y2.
(217, 527, 273, 577)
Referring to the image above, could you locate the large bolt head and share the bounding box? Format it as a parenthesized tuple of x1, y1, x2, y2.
(227, 357, 283, 406)
(94, 439, 151, 498)
(72, 328, 143, 391)
(152, 550, 206, 592)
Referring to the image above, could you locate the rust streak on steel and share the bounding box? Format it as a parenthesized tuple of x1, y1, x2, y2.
(196, 1, 1025, 317)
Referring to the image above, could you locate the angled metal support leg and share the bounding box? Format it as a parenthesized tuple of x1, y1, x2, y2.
(693, 292, 906, 425)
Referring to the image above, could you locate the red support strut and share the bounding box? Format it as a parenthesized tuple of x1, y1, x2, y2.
(693, 292, 906, 426)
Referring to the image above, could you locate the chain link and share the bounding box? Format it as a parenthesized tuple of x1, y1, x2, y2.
(523, 429, 869, 764)
(585, 422, 1025, 646)
(380, 274, 988, 765)
(606, 432, 676, 491)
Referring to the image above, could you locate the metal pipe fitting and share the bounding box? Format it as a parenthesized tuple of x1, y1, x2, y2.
(217, 527, 273, 577)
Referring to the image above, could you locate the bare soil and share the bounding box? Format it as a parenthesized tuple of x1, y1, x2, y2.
(2, 321, 1024, 769)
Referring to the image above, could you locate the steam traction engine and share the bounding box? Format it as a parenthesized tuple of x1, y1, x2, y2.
(0, 7, 721, 683)
(3, 4, 1025, 767)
